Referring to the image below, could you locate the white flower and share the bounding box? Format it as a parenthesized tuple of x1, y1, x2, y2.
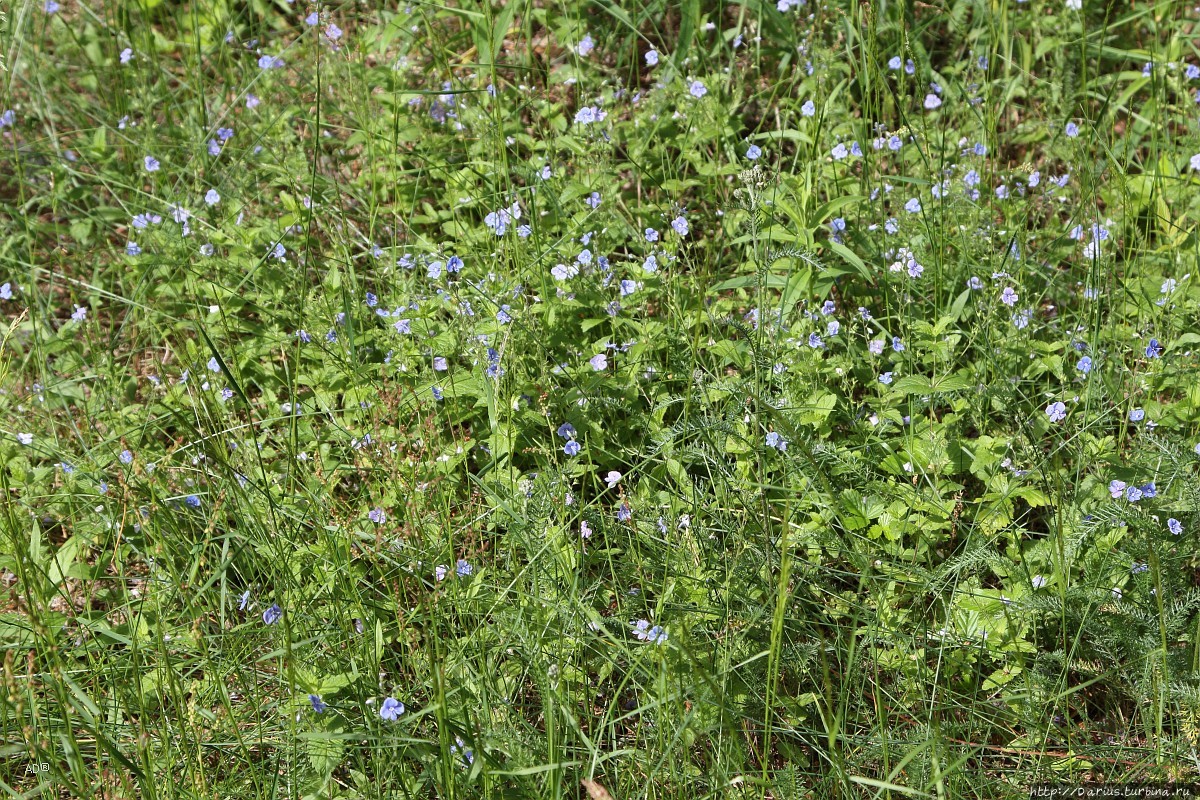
(1065, 0, 1081, 9)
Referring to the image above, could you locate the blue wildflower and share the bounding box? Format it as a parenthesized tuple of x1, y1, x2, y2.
(379, 697, 405, 721)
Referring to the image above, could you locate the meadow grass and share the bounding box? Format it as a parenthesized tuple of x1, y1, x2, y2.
(2, 0, 1200, 797)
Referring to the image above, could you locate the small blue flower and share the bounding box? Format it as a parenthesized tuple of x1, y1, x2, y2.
(144, 156, 160, 172)
(309, 695, 327, 713)
(368, 507, 386, 524)
(879, 372, 893, 385)
(1045, 402, 1067, 423)
(564, 440, 581, 456)
(379, 697, 405, 721)
(765, 432, 787, 451)
(186, 494, 201, 507)
(1145, 339, 1163, 358)
(671, 216, 689, 237)
(1129, 408, 1144, 422)
(688, 80, 707, 98)
(1077, 356, 1092, 374)
(433, 357, 448, 371)
(263, 603, 282, 625)
(451, 736, 474, 767)
(238, 590, 250, 611)
(456, 559, 473, 577)
(616, 501, 632, 522)
(1168, 518, 1183, 535)
(891, 337, 905, 352)
(1109, 480, 1126, 499)
(1126, 485, 1143, 502)
(746, 144, 762, 160)
(447, 255, 463, 273)
(1141, 482, 1156, 499)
